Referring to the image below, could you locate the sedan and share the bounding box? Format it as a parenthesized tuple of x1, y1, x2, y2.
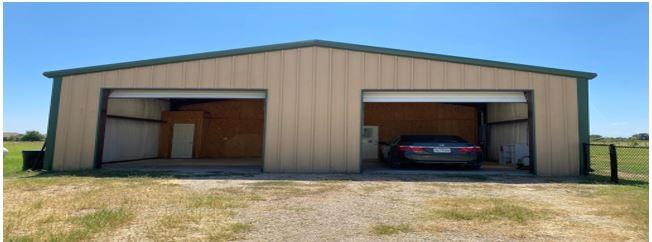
(379, 135, 483, 169)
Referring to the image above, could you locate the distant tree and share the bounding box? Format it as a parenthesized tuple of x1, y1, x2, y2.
(631, 133, 649, 140)
(590, 134, 603, 141)
(4, 135, 22, 141)
(19, 131, 45, 142)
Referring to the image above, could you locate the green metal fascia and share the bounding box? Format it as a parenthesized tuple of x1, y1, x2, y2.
(43, 77, 62, 171)
(43, 39, 597, 80)
(577, 78, 590, 175)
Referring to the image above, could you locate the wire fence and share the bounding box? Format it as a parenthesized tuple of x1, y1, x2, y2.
(585, 143, 649, 183)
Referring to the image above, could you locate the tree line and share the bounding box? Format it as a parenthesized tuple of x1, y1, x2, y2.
(4, 131, 45, 142)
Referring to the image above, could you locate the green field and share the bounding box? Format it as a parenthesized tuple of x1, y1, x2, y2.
(3, 141, 44, 176)
(591, 140, 649, 147)
(589, 144, 649, 182)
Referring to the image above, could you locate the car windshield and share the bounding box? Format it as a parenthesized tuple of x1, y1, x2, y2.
(400, 135, 467, 143)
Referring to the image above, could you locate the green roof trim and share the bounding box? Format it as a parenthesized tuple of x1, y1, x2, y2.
(43, 39, 597, 79)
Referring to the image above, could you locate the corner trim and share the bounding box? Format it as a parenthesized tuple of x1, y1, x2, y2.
(43, 77, 62, 170)
(577, 78, 590, 175)
(93, 89, 110, 169)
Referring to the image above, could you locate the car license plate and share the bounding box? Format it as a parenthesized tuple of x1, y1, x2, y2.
(432, 148, 451, 153)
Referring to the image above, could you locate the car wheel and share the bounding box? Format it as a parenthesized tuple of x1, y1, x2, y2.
(388, 152, 402, 169)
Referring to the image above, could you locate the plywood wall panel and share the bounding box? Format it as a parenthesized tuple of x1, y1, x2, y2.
(52, 46, 582, 175)
(364, 103, 478, 144)
(178, 100, 264, 158)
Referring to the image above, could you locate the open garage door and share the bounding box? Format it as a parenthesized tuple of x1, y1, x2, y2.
(98, 89, 266, 172)
(361, 90, 532, 174)
(363, 91, 526, 103)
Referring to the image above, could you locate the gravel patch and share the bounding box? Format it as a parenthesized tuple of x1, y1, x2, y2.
(168, 173, 644, 241)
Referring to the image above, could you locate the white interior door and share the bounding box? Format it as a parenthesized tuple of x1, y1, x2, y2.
(171, 123, 195, 158)
(362, 126, 379, 160)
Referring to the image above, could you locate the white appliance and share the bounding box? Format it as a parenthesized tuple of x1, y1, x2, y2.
(361, 126, 379, 160)
(499, 144, 529, 167)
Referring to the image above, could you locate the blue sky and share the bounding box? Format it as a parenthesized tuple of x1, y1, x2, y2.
(4, 3, 648, 137)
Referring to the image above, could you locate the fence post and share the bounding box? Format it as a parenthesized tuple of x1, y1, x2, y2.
(582, 143, 590, 175)
(609, 144, 618, 183)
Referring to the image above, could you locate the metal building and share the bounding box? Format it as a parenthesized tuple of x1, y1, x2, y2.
(42, 40, 596, 176)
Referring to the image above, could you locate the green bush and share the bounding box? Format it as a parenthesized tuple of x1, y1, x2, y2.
(19, 131, 45, 142)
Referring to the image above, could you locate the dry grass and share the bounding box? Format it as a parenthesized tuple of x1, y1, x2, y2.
(3, 172, 648, 241)
(425, 197, 548, 222)
(583, 185, 649, 238)
(3, 176, 253, 241)
(245, 180, 345, 198)
(371, 223, 413, 235)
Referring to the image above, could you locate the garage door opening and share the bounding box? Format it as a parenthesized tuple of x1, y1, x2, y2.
(96, 90, 266, 172)
(361, 91, 534, 174)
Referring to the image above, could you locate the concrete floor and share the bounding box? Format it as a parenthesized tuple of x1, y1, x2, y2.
(103, 158, 263, 173)
(361, 159, 531, 176)
(103, 158, 530, 176)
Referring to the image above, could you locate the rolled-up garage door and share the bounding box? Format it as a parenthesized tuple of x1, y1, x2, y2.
(109, 89, 266, 99)
(362, 91, 526, 103)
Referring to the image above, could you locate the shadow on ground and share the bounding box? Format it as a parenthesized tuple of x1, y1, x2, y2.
(14, 166, 644, 186)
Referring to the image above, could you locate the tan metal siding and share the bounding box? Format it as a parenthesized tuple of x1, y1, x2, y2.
(52, 46, 580, 175)
(487, 103, 528, 123)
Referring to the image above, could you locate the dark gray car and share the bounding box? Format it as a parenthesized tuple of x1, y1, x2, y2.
(379, 135, 483, 169)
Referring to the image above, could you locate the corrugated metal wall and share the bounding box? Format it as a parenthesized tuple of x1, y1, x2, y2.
(52, 46, 580, 175)
(102, 99, 169, 162)
(487, 103, 529, 161)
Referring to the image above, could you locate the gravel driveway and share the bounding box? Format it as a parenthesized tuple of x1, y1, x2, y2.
(172, 173, 647, 241)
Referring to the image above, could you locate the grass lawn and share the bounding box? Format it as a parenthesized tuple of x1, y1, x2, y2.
(3, 141, 43, 176)
(589, 144, 649, 182)
(3, 142, 649, 241)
